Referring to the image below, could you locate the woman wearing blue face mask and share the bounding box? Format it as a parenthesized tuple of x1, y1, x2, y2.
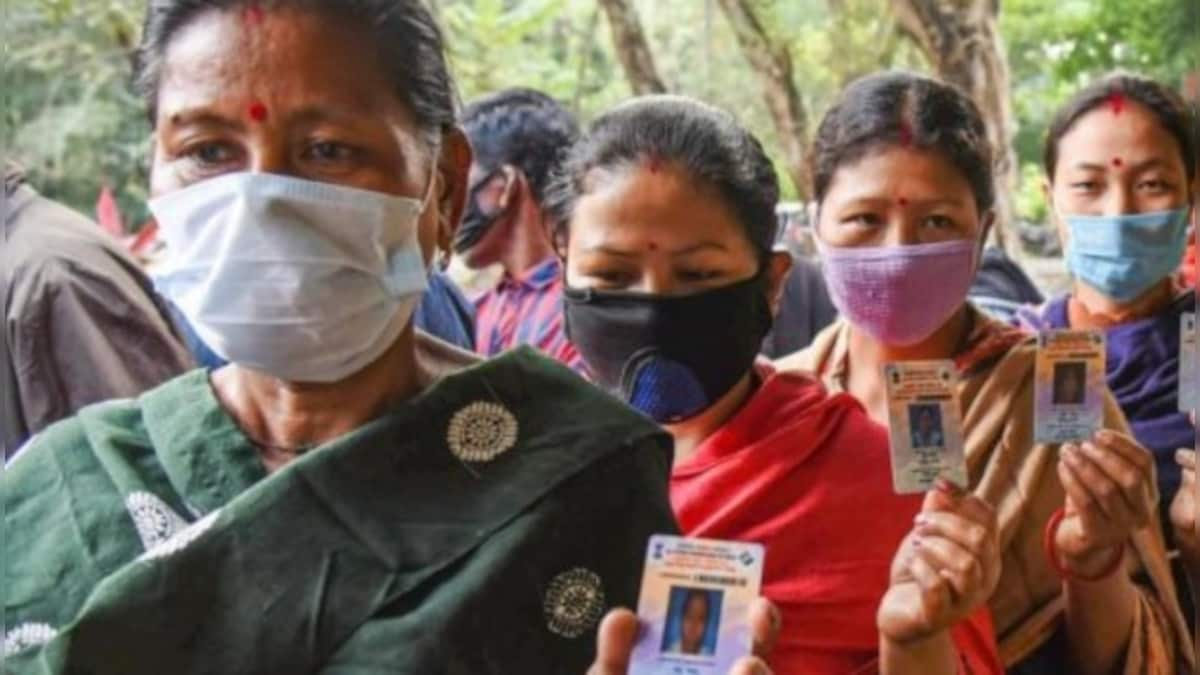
(1020, 75, 1197, 584)
(0, 2, 784, 672)
(777, 72, 1191, 674)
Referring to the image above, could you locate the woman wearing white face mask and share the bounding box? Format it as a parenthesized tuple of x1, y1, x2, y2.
(777, 72, 1191, 674)
(0, 2, 783, 673)
(1017, 74, 1198, 629)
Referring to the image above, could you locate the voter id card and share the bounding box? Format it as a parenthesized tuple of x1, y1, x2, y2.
(1181, 313, 1198, 413)
(629, 535, 764, 675)
(1034, 330, 1106, 444)
(883, 360, 968, 494)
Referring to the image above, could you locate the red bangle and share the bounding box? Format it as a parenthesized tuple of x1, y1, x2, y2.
(1042, 507, 1125, 582)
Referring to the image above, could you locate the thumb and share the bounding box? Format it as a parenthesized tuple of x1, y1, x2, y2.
(588, 608, 640, 675)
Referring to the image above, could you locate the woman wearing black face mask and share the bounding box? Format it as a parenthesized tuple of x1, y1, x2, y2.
(548, 95, 1004, 675)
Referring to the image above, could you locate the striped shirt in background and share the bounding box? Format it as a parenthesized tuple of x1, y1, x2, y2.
(473, 257, 586, 374)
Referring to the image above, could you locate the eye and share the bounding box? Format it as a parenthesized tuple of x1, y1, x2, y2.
(585, 267, 636, 289)
(1069, 180, 1100, 192)
(303, 140, 360, 163)
(1137, 179, 1172, 193)
(842, 212, 883, 227)
(922, 214, 958, 230)
(677, 268, 723, 283)
(182, 141, 239, 167)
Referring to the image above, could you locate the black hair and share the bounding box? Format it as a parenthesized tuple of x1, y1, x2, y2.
(683, 589, 711, 614)
(462, 88, 580, 204)
(547, 95, 779, 259)
(1043, 72, 1196, 182)
(133, 0, 456, 138)
(811, 71, 995, 214)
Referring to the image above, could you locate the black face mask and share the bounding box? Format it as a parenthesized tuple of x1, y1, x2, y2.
(453, 168, 507, 253)
(563, 276, 773, 424)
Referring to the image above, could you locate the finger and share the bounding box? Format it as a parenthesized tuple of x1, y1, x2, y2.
(748, 597, 781, 659)
(588, 609, 639, 675)
(912, 535, 982, 600)
(1061, 444, 1139, 526)
(1079, 441, 1152, 521)
(1057, 457, 1105, 534)
(1092, 430, 1154, 474)
(1177, 449, 1197, 472)
(914, 509, 993, 557)
(729, 656, 773, 675)
(909, 549, 951, 621)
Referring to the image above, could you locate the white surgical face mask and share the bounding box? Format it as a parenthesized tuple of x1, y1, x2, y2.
(150, 171, 434, 382)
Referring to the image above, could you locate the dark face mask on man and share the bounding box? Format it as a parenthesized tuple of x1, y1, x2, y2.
(453, 167, 508, 253)
(563, 275, 773, 424)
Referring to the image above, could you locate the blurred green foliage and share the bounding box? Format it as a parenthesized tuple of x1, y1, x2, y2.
(4, 0, 1195, 228)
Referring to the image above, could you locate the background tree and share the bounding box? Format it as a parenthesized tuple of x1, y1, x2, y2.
(597, 0, 666, 95)
(715, 0, 812, 199)
(5, 0, 1194, 246)
(889, 0, 1019, 251)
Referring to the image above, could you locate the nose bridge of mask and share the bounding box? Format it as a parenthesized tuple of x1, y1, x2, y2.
(1067, 209, 1189, 256)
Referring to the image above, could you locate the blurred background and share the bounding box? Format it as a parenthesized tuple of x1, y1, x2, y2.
(4, 0, 1198, 292)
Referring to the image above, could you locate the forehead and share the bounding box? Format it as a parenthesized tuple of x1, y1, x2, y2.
(1058, 101, 1184, 164)
(825, 146, 976, 201)
(571, 164, 754, 248)
(156, 7, 412, 127)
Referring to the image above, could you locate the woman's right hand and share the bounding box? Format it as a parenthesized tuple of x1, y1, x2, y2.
(878, 481, 1001, 646)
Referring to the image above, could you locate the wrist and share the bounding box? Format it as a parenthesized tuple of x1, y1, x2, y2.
(1059, 543, 1125, 578)
(1044, 508, 1126, 582)
(880, 631, 957, 675)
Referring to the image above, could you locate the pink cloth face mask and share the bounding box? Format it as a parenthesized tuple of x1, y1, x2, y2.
(817, 237, 978, 346)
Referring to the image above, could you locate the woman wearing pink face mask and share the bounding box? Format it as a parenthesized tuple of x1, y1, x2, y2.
(777, 72, 1191, 674)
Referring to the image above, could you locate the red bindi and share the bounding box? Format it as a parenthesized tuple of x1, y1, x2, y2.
(248, 102, 269, 122)
(1112, 157, 1123, 167)
(899, 121, 913, 147)
(243, 4, 264, 24)
(1108, 92, 1125, 116)
(648, 242, 659, 251)
(898, 197, 908, 207)
(646, 155, 663, 173)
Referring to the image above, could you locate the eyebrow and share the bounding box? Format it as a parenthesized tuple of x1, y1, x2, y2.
(165, 109, 243, 130)
(1073, 158, 1175, 172)
(581, 241, 728, 257)
(166, 104, 365, 129)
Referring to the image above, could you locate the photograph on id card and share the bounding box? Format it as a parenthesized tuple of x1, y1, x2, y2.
(1181, 313, 1198, 413)
(1034, 330, 1106, 444)
(883, 360, 967, 495)
(630, 535, 764, 675)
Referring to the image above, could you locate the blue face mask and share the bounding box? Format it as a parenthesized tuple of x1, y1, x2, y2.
(1064, 208, 1190, 302)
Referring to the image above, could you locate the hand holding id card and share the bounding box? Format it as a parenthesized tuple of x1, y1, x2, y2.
(883, 361, 968, 494)
(629, 535, 764, 675)
(1034, 330, 1106, 444)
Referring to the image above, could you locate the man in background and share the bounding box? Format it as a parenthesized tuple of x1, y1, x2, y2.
(457, 88, 584, 372)
(2, 164, 192, 456)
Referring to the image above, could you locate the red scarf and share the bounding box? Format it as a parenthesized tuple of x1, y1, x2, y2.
(671, 363, 1002, 675)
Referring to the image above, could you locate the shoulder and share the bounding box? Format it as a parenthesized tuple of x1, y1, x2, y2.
(5, 202, 148, 314)
(774, 320, 844, 375)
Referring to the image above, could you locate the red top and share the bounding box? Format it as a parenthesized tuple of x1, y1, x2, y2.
(670, 363, 1003, 675)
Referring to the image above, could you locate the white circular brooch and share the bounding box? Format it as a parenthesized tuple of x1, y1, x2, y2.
(446, 401, 518, 463)
(543, 568, 606, 639)
(126, 491, 189, 552)
(3, 623, 57, 657)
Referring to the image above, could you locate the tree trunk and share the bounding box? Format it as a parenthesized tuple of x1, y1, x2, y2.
(715, 0, 811, 200)
(889, 0, 1018, 252)
(597, 0, 667, 95)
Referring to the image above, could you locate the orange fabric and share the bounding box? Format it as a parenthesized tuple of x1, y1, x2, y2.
(670, 363, 1003, 675)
